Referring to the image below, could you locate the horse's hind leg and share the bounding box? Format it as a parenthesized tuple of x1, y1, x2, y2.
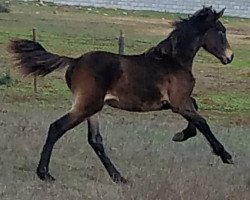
(37, 92, 104, 181)
(87, 116, 127, 184)
(172, 97, 198, 142)
(37, 112, 85, 181)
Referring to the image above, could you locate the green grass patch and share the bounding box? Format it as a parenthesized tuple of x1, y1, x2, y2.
(231, 45, 250, 68)
(198, 92, 250, 112)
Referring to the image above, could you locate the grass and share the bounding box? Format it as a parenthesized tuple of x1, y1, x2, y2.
(0, 100, 250, 200)
(231, 46, 250, 68)
(0, 2, 250, 200)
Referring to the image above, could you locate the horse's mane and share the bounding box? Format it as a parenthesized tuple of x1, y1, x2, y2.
(173, 6, 216, 30)
(144, 6, 217, 59)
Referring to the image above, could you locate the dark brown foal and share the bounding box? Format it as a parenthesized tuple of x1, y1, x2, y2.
(9, 6, 234, 184)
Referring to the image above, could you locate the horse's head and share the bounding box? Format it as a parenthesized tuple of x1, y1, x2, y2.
(152, 6, 234, 65)
(201, 8, 234, 64)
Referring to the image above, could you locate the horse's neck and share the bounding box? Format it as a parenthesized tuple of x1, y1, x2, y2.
(165, 30, 203, 70)
(147, 33, 203, 70)
(174, 51, 197, 70)
(174, 39, 202, 70)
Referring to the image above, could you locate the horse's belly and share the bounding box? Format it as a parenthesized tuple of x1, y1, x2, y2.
(104, 93, 170, 112)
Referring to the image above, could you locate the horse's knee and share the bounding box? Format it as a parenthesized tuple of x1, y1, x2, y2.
(190, 115, 207, 129)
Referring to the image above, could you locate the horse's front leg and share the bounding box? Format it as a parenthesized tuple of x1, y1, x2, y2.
(171, 97, 233, 164)
(172, 97, 198, 142)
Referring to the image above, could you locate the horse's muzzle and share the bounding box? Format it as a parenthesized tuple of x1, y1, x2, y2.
(221, 48, 234, 65)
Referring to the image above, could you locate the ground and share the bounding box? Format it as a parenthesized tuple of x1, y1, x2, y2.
(0, 1, 250, 200)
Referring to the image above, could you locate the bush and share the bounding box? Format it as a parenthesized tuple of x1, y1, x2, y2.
(0, 4, 10, 13)
(0, 73, 16, 86)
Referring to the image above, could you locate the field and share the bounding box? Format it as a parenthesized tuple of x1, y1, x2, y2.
(0, 1, 250, 200)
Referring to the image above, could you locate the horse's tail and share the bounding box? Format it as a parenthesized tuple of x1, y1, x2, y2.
(9, 39, 75, 76)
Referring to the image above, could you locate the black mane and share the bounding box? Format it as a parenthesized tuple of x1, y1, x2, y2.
(145, 6, 218, 60)
(173, 6, 216, 30)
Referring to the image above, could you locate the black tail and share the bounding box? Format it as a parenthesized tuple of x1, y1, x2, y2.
(9, 39, 75, 76)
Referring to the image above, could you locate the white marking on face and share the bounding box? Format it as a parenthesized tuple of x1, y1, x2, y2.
(225, 48, 233, 59)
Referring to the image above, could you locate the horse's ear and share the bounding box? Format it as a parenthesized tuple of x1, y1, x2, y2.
(216, 8, 225, 19)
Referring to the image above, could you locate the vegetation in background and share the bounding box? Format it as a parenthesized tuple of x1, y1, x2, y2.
(0, 3, 10, 13)
(0, 72, 16, 86)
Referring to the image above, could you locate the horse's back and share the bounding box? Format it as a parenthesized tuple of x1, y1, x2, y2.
(66, 51, 123, 92)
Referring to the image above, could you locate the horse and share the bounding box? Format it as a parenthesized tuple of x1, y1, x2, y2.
(9, 6, 234, 184)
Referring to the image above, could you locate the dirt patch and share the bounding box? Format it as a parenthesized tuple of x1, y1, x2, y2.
(107, 16, 173, 36)
(109, 16, 172, 25)
(227, 27, 250, 36)
(242, 36, 250, 40)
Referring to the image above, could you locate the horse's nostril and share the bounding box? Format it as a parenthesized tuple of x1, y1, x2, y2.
(226, 57, 231, 64)
(230, 53, 234, 61)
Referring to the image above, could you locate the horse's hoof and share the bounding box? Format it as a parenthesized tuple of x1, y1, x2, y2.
(44, 173, 56, 182)
(172, 132, 185, 142)
(221, 151, 234, 164)
(225, 158, 234, 164)
(112, 174, 128, 184)
(119, 176, 129, 184)
(37, 168, 55, 182)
